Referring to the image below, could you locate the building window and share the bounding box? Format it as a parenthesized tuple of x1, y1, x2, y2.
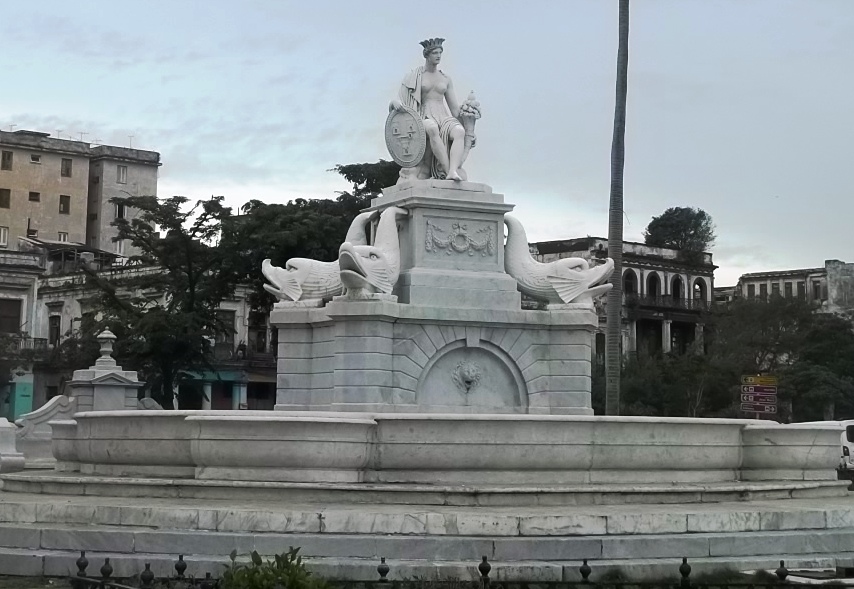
(747, 284, 755, 298)
(61, 158, 72, 177)
(759, 283, 768, 300)
(115, 239, 125, 256)
(48, 315, 61, 345)
(26, 228, 38, 238)
(59, 194, 70, 214)
(771, 283, 780, 297)
(30, 154, 41, 164)
(0, 188, 9, 208)
(29, 191, 40, 202)
(797, 281, 806, 299)
(115, 202, 126, 219)
(0, 299, 22, 333)
(1, 151, 12, 170)
(0, 226, 7, 247)
(57, 232, 68, 242)
(784, 282, 793, 298)
(813, 280, 823, 301)
(117, 165, 128, 184)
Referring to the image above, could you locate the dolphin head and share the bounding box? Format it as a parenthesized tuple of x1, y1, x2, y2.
(338, 242, 393, 294)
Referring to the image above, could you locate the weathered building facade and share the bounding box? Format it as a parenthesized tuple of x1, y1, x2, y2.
(530, 237, 716, 359)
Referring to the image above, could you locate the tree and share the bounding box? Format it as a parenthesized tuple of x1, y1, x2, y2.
(605, 0, 630, 415)
(221, 160, 400, 309)
(85, 195, 239, 409)
(643, 207, 716, 261)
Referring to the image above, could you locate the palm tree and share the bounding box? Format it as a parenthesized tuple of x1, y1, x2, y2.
(605, 0, 630, 415)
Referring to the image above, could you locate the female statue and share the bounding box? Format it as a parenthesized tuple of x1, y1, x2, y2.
(390, 38, 480, 182)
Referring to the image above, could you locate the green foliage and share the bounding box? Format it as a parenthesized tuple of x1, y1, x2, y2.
(222, 160, 400, 309)
(331, 160, 400, 197)
(619, 296, 854, 421)
(84, 195, 239, 408)
(643, 207, 716, 261)
(221, 548, 329, 589)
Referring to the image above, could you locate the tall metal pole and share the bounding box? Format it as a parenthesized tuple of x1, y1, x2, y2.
(605, 0, 630, 415)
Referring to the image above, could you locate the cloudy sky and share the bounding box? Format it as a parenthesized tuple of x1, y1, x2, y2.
(3, 0, 852, 285)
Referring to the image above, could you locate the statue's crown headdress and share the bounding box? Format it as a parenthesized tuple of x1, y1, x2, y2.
(419, 38, 445, 53)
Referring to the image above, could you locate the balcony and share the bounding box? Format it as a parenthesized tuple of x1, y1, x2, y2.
(0, 336, 49, 361)
(625, 294, 712, 313)
(212, 342, 275, 370)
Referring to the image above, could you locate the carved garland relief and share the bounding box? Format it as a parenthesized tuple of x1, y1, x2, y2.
(425, 220, 495, 257)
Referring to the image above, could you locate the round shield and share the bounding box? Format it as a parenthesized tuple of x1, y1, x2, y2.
(385, 106, 426, 168)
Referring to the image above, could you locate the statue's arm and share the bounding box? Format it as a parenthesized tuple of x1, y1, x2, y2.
(445, 76, 461, 119)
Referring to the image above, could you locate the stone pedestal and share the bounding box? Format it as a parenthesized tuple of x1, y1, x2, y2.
(370, 180, 521, 310)
(68, 330, 142, 412)
(273, 181, 596, 415)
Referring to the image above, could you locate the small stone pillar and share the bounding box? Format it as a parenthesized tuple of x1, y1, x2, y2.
(202, 382, 213, 410)
(0, 418, 25, 472)
(69, 330, 142, 412)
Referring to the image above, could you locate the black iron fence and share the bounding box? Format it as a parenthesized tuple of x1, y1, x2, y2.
(68, 552, 854, 589)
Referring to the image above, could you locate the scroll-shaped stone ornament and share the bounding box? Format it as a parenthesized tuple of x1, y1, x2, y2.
(339, 207, 408, 298)
(503, 214, 615, 304)
(262, 210, 377, 302)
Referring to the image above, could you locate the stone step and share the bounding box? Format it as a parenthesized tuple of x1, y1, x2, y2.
(1, 493, 853, 537)
(0, 523, 853, 562)
(0, 545, 851, 581)
(1, 471, 848, 506)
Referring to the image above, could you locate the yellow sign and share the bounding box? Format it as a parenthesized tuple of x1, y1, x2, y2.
(741, 375, 778, 386)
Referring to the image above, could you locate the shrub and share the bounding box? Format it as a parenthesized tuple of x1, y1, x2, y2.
(221, 547, 329, 589)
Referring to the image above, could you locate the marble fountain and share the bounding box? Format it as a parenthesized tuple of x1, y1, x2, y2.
(0, 37, 850, 581)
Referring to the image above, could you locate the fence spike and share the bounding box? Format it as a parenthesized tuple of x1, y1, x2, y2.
(175, 554, 187, 579)
(100, 557, 113, 580)
(378, 557, 390, 582)
(580, 559, 592, 583)
(140, 563, 155, 589)
(479, 556, 491, 589)
(679, 557, 691, 589)
(776, 560, 789, 582)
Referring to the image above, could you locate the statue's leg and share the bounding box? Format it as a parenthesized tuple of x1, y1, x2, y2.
(447, 125, 466, 181)
(424, 119, 449, 177)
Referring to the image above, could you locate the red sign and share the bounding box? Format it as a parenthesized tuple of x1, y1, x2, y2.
(741, 403, 777, 414)
(740, 385, 777, 395)
(741, 394, 777, 404)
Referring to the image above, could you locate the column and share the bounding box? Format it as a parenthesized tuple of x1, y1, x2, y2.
(694, 323, 705, 354)
(627, 320, 638, 355)
(202, 382, 212, 410)
(662, 320, 672, 354)
(232, 382, 248, 410)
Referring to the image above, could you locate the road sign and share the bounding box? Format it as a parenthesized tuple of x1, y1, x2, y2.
(740, 385, 778, 395)
(741, 393, 777, 404)
(741, 375, 778, 386)
(741, 403, 777, 414)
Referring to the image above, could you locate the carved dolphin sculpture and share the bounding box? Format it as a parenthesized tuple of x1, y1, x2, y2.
(339, 207, 408, 296)
(262, 210, 377, 302)
(503, 214, 614, 304)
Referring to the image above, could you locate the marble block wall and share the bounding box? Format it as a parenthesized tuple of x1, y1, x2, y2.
(273, 300, 596, 415)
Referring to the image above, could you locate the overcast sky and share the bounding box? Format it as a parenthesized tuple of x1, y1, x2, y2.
(3, 0, 852, 285)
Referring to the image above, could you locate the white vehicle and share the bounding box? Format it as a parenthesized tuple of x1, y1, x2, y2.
(841, 421, 854, 474)
(801, 420, 854, 479)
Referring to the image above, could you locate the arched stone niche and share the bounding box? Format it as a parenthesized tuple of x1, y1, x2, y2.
(416, 340, 528, 411)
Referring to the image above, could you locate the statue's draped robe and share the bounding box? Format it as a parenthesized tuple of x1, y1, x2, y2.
(398, 66, 460, 179)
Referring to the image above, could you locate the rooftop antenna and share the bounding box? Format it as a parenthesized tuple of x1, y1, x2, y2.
(9, 124, 16, 132)
(78, 131, 88, 142)
(56, 129, 62, 138)
(128, 135, 134, 148)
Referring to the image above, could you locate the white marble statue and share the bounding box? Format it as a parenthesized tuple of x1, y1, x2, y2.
(504, 214, 615, 304)
(262, 210, 377, 302)
(339, 207, 408, 298)
(387, 38, 481, 183)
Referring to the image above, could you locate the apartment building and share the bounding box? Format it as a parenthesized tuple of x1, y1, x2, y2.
(0, 129, 160, 255)
(529, 237, 716, 358)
